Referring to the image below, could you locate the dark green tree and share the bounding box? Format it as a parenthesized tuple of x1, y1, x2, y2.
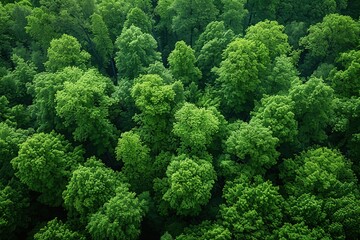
(123, 7, 152, 33)
(220, 0, 248, 34)
(171, 0, 219, 45)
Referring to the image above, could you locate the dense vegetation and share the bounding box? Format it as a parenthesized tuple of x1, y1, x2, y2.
(1, 0, 360, 239)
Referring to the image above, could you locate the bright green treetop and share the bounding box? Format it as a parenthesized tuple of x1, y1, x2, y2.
(115, 131, 153, 193)
(220, 176, 284, 239)
(251, 95, 298, 143)
(168, 41, 201, 87)
(281, 147, 358, 198)
(226, 121, 279, 175)
(245, 20, 291, 61)
(160, 156, 216, 216)
(215, 38, 270, 114)
(115, 25, 161, 79)
(87, 184, 147, 240)
(55, 69, 117, 155)
(63, 157, 124, 218)
(11, 131, 83, 206)
(34, 218, 85, 240)
(173, 102, 220, 154)
(44, 34, 90, 72)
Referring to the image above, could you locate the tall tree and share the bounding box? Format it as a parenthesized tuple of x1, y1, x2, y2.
(11, 131, 84, 206)
(115, 25, 161, 79)
(215, 38, 270, 115)
(168, 41, 201, 87)
(44, 34, 90, 72)
(115, 131, 153, 193)
(155, 155, 217, 216)
(55, 69, 117, 155)
(171, 0, 219, 45)
(87, 184, 147, 240)
(245, 20, 291, 61)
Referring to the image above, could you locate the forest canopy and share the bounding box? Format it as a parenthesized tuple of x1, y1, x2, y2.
(1, 0, 360, 239)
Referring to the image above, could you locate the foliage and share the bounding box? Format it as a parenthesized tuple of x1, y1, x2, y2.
(62, 157, 124, 218)
(220, 176, 284, 239)
(115, 25, 161, 79)
(215, 38, 270, 114)
(158, 156, 216, 216)
(11, 131, 83, 206)
(44, 34, 90, 72)
(34, 218, 85, 240)
(115, 131, 153, 193)
(226, 121, 279, 176)
(87, 184, 147, 240)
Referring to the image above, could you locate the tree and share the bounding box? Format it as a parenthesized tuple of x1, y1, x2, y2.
(0, 180, 30, 239)
(90, 13, 113, 71)
(281, 147, 358, 198)
(277, 0, 348, 24)
(220, 0, 248, 34)
(215, 38, 270, 114)
(0, 54, 37, 105)
(168, 41, 201, 87)
(245, 0, 279, 26)
(220, 176, 284, 239)
(63, 157, 124, 219)
(289, 77, 334, 146)
(265, 55, 300, 95)
(97, 0, 131, 41)
(30, 67, 84, 132)
(300, 14, 360, 73)
(273, 222, 329, 240)
(156, 155, 216, 216)
(131, 74, 184, 153)
(172, 103, 220, 154)
(0, 122, 30, 184)
(285, 193, 326, 228)
(123, 7, 152, 33)
(171, 0, 219, 45)
(115, 25, 161, 79)
(226, 121, 279, 176)
(55, 69, 117, 155)
(245, 20, 291, 61)
(176, 221, 231, 240)
(330, 50, 360, 97)
(195, 21, 234, 84)
(87, 184, 147, 240)
(115, 131, 153, 193)
(11, 131, 83, 206)
(251, 95, 298, 144)
(44, 34, 90, 72)
(34, 218, 85, 240)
